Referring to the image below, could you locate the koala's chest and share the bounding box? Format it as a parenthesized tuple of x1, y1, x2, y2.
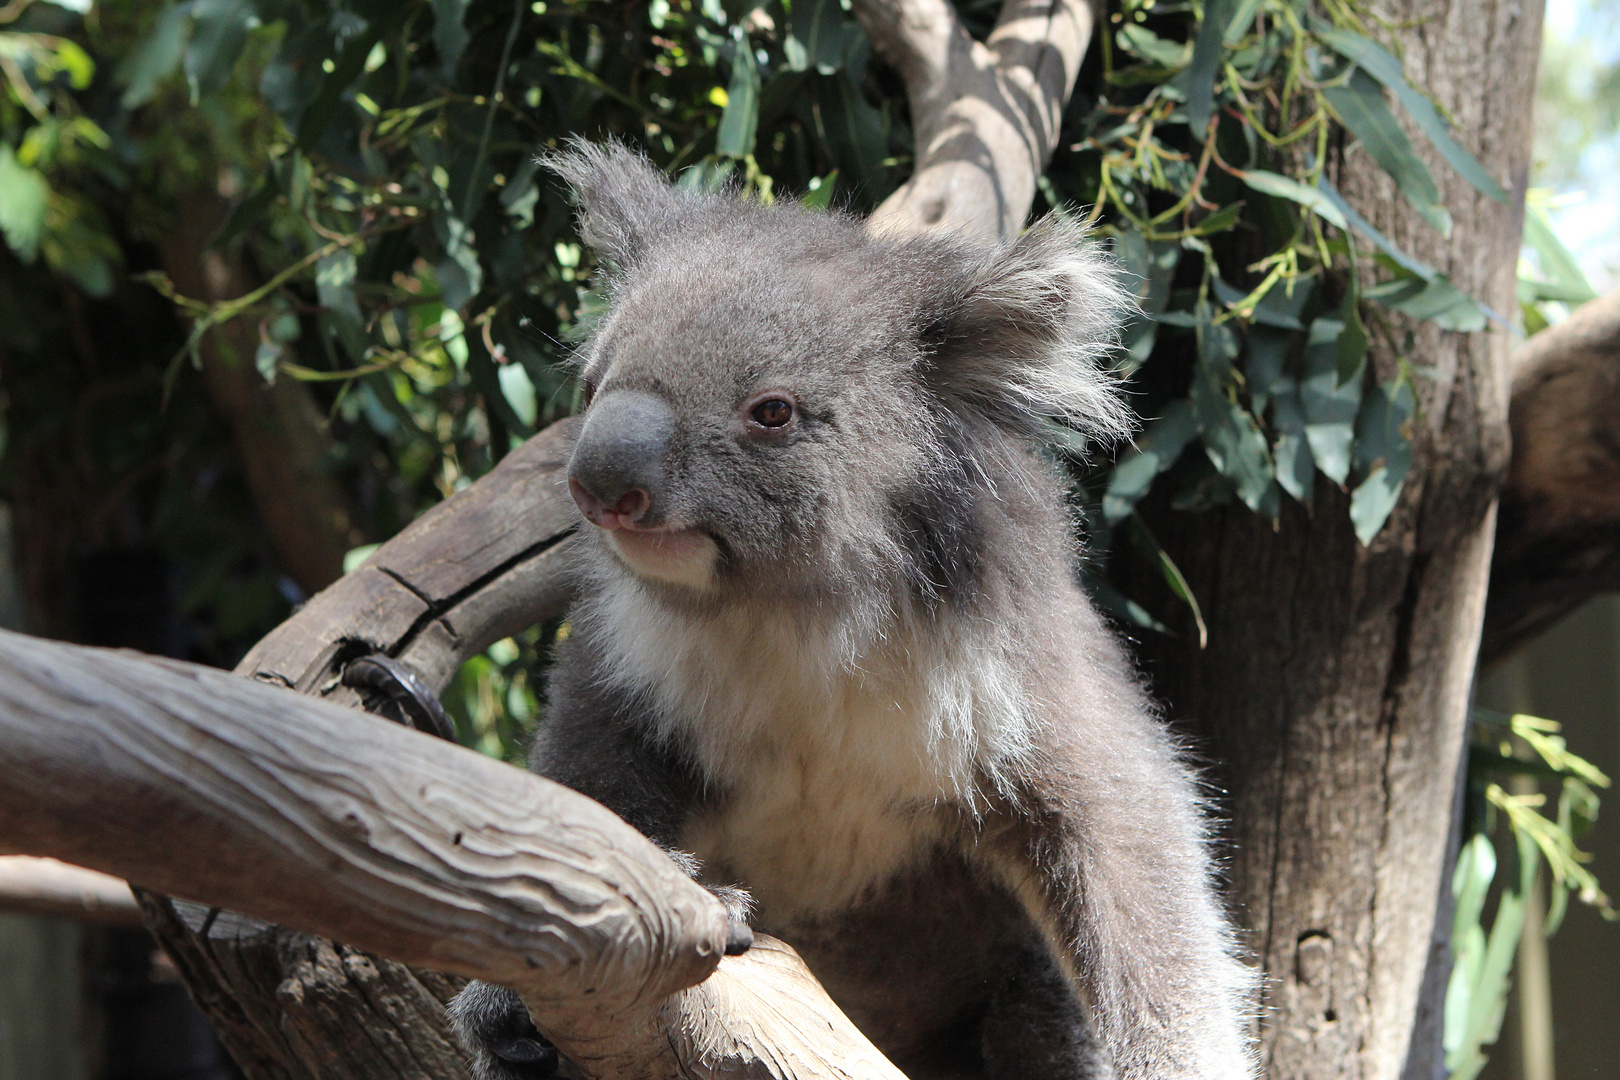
(679, 738, 954, 927)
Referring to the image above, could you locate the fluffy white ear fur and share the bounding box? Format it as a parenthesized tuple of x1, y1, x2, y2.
(934, 215, 1137, 444)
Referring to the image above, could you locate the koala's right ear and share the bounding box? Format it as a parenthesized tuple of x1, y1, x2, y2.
(544, 140, 681, 269)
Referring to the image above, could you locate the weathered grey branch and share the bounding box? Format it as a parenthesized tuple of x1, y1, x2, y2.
(0, 856, 142, 926)
(0, 627, 906, 1080)
(1483, 288, 1620, 665)
(854, 0, 1097, 241)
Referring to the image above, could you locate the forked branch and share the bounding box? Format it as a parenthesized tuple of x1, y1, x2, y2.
(854, 0, 1099, 241)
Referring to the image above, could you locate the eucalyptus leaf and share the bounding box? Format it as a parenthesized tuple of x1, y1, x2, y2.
(1191, 365, 1275, 514)
(1119, 25, 1188, 68)
(1315, 25, 1509, 204)
(1299, 317, 1362, 485)
(1271, 378, 1315, 504)
(431, 0, 470, 78)
(1102, 399, 1198, 522)
(117, 3, 192, 109)
(1351, 377, 1415, 533)
(185, 0, 254, 101)
(717, 27, 760, 158)
(1183, 0, 1233, 132)
(1388, 276, 1487, 332)
(1521, 193, 1596, 305)
(1242, 171, 1347, 229)
(1322, 67, 1451, 236)
(788, 0, 848, 74)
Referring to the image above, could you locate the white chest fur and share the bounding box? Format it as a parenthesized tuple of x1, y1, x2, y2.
(587, 579, 1040, 924)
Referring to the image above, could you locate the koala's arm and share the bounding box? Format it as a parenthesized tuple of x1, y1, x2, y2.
(449, 639, 747, 1080)
(984, 688, 1257, 1079)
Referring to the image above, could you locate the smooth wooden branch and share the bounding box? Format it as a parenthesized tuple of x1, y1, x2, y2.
(1483, 288, 1620, 664)
(854, 0, 1097, 241)
(0, 627, 906, 1079)
(0, 628, 727, 1010)
(238, 419, 582, 701)
(0, 856, 143, 925)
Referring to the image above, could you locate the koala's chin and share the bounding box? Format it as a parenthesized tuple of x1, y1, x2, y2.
(604, 526, 719, 590)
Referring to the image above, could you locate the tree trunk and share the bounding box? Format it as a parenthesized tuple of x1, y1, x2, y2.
(1122, 2, 1540, 1078)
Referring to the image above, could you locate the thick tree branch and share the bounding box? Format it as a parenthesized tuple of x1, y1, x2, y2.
(854, 0, 1097, 241)
(1482, 289, 1620, 665)
(0, 627, 906, 1080)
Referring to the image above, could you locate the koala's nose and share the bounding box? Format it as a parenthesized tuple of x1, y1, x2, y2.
(568, 389, 674, 530)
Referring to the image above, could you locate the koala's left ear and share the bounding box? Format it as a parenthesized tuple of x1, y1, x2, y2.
(927, 216, 1136, 444)
(545, 138, 682, 270)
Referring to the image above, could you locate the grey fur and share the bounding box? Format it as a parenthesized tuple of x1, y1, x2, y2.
(450, 142, 1257, 1080)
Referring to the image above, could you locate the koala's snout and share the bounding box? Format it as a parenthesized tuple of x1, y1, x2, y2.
(568, 390, 674, 530)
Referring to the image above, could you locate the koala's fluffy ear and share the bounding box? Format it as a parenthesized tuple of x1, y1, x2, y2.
(545, 139, 682, 269)
(928, 216, 1136, 444)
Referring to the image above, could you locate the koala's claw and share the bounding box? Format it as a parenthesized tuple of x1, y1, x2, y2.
(489, 1033, 559, 1076)
(449, 981, 561, 1080)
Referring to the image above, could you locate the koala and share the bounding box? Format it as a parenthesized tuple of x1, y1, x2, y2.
(449, 143, 1257, 1080)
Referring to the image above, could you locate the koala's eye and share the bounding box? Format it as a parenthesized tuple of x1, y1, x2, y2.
(750, 398, 794, 428)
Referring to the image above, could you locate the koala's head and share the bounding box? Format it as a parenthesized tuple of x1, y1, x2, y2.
(550, 142, 1132, 611)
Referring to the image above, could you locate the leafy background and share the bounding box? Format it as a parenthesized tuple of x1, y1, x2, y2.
(0, 0, 1613, 1073)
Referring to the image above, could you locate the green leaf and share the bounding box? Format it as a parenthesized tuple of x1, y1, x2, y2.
(787, 0, 850, 74)
(1102, 399, 1198, 522)
(1388, 275, 1487, 332)
(1224, 0, 1265, 44)
(717, 27, 760, 158)
(117, 3, 192, 109)
(1119, 25, 1189, 68)
(434, 215, 482, 312)
(1271, 377, 1315, 504)
(212, 170, 279, 248)
(801, 169, 838, 209)
(1299, 317, 1362, 485)
(316, 248, 362, 325)
(1125, 514, 1208, 648)
(1313, 178, 1433, 279)
(0, 145, 49, 263)
(1183, 0, 1233, 132)
(185, 0, 254, 101)
(1192, 374, 1276, 515)
(498, 360, 538, 428)
(1520, 192, 1597, 306)
(1316, 26, 1509, 204)
(1241, 325, 1291, 414)
(1242, 171, 1348, 229)
(1322, 67, 1450, 236)
(1349, 379, 1415, 543)
(431, 0, 470, 78)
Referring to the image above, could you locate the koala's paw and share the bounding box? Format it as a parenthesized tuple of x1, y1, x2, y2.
(448, 981, 559, 1080)
(710, 883, 755, 954)
(665, 850, 754, 955)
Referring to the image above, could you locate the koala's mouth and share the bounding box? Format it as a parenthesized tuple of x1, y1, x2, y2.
(606, 526, 720, 589)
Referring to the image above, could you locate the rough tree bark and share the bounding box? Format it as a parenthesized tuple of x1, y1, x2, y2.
(1121, 2, 1541, 1079)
